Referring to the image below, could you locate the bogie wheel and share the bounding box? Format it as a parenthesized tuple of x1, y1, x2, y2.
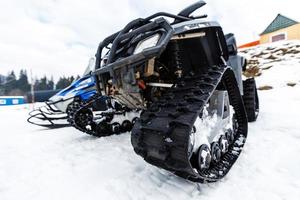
(121, 120, 133, 132)
(197, 144, 212, 171)
(211, 142, 222, 163)
(111, 122, 121, 134)
(96, 122, 112, 137)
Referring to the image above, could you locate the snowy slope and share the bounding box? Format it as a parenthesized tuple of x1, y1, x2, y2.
(1, 42, 300, 200)
(240, 40, 300, 88)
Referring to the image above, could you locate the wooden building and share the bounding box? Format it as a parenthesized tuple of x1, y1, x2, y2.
(260, 14, 300, 44)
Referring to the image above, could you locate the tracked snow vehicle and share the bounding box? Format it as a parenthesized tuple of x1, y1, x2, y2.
(27, 58, 98, 128)
(81, 1, 259, 182)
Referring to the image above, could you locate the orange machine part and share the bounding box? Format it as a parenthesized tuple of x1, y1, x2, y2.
(238, 40, 260, 49)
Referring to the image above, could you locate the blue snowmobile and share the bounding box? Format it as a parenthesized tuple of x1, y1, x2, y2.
(28, 58, 139, 136)
(27, 58, 102, 128)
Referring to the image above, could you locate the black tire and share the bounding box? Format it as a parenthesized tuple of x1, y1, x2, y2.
(243, 78, 259, 122)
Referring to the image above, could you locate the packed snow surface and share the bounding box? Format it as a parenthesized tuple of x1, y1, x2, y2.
(1, 41, 300, 200)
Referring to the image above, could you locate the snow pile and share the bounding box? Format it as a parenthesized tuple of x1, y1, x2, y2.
(240, 40, 300, 63)
(1, 41, 300, 200)
(240, 40, 300, 89)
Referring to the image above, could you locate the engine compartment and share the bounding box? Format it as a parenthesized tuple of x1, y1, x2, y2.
(102, 27, 228, 109)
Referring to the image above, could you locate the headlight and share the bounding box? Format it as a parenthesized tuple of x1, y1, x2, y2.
(133, 34, 160, 54)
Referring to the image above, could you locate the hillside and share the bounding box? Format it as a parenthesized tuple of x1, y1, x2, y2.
(240, 40, 300, 89)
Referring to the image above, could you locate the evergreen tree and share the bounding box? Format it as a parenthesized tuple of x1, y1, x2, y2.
(6, 71, 16, 83)
(35, 76, 49, 91)
(69, 76, 75, 84)
(17, 70, 30, 93)
(1, 69, 80, 94)
(47, 76, 54, 90)
(4, 71, 17, 95)
(56, 76, 70, 89)
(55, 75, 80, 90)
(0, 74, 5, 95)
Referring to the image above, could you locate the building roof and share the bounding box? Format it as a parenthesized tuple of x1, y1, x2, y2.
(260, 14, 298, 35)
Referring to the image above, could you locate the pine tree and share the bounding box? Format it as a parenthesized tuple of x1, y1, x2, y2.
(56, 76, 71, 89)
(4, 71, 17, 95)
(6, 71, 16, 83)
(69, 76, 75, 83)
(1, 69, 81, 94)
(47, 76, 54, 90)
(17, 70, 30, 93)
(35, 76, 49, 91)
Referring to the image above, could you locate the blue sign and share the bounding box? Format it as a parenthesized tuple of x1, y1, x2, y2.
(0, 96, 25, 106)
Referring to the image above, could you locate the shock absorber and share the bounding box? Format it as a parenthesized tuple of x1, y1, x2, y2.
(170, 40, 183, 78)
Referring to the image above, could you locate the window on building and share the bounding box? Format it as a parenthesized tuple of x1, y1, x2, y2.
(271, 33, 286, 42)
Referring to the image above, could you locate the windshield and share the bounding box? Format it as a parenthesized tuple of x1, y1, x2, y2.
(82, 57, 96, 77)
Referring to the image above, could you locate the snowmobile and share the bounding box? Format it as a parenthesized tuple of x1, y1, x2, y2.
(28, 58, 140, 137)
(27, 58, 98, 128)
(75, 1, 259, 182)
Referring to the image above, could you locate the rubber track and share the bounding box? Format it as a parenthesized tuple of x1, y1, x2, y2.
(243, 78, 259, 122)
(68, 94, 106, 136)
(131, 65, 248, 183)
(67, 99, 85, 126)
(70, 95, 133, 137)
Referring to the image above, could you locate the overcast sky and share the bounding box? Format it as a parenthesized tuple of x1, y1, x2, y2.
(0, 0, 298, 81)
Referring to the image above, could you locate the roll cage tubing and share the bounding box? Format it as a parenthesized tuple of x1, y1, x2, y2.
(93, 1, 207, 91)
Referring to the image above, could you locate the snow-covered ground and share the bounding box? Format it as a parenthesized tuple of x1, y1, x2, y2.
(1, 42, 300, 200)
